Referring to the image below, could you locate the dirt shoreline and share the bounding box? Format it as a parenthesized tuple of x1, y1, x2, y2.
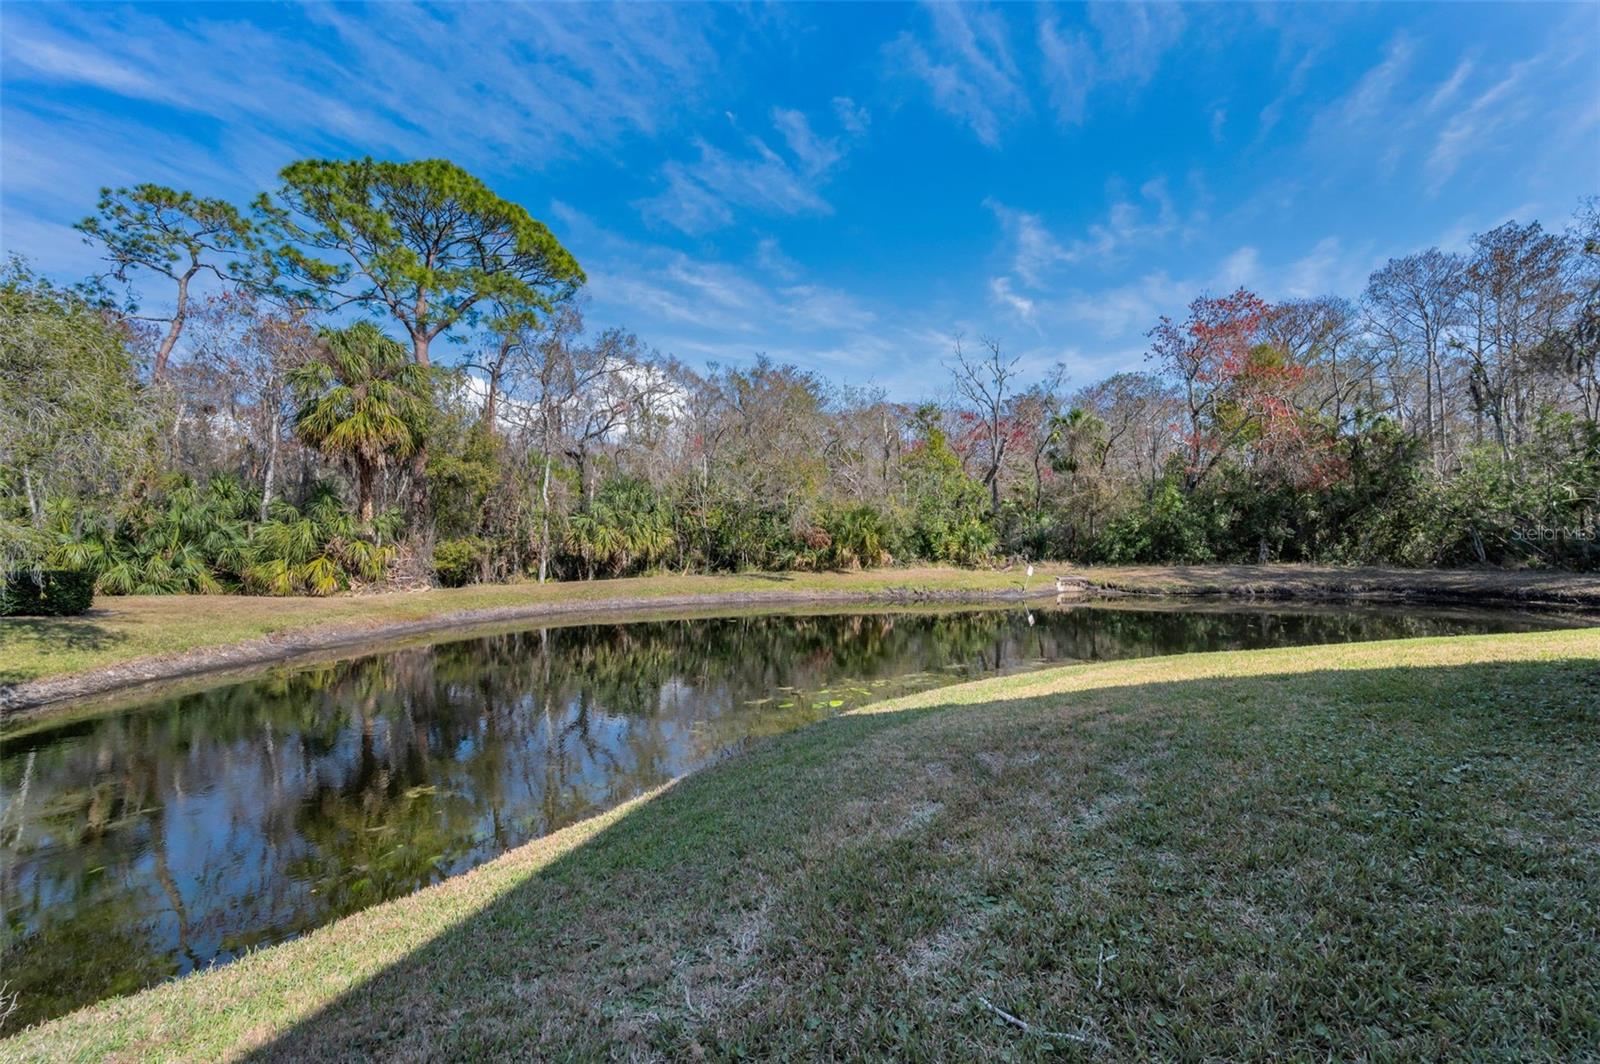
(0, 586, 1059, 719)
(5, 566, 1598, 721)
(1081, 563, 1600, 612)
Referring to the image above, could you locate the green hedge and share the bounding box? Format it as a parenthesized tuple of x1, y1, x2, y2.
(1, 569, 97, 616)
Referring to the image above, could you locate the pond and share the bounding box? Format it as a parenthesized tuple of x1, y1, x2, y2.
(0, 600, 1577, 1026)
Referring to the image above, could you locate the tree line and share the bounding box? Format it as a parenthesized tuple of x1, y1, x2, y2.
(3, 158, 1597, 596)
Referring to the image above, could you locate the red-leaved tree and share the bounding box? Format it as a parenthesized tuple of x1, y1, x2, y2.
(1149, 288, 1278, 491)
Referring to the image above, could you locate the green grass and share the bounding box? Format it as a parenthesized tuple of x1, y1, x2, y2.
(0, 567, 1039, 687)
(6, 628, 1597, 1061)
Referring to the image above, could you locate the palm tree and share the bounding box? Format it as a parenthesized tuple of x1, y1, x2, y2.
(290, 322, 432, 530)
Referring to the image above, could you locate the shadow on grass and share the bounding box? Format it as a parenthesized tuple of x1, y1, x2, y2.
(0, 615, 127, 686)
(228, 650, 1600, 1061)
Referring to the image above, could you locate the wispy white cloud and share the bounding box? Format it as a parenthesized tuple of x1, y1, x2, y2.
(754, 237, 802, 281)
(5, 35, 167, 98)
(832, 96, 871, 136)
(1255, 45, 1322, 143)
(5, 5, 717, 266)
(1, 3, 717, 164)
(636, 104, 861, 234)
(1037, 16, 1097, 125)
(987, 177, 1182, 285)
(771, 108, 844, 174)
(0, 100, 287, 275)
(551, 203, 949, 394)
(996, 232, 1384, 353)
(1, 99, 289, 207)
(1434, 200, 1542, 255)
(989, 276, 1037, 322)
(1303, 26, 1586, 199)
(1218, 245, 1261, 289)
(1037, 2, 1185, 129)
(641, 138, 830, 232)
(886, 3, 1028, 147)
(1283, 237, 1343, 298)
(1425, 57, 1537, 192)
(984, 201, 1072, 286)
(1083, 178, 1181, 257)
(1316, 33, 1415, 140)
(1057, 271, 1191, 339)
(1425, 57, 1476, 115)
(1087, 1, 1186, 84)
(6, 1, 1594, 399)
(0, 215, 98, 275)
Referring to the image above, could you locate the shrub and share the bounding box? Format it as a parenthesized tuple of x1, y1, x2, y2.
(1094, 480, 1216, 564)
(433, 537, 488, 587)
(1, 569, 96, 616)
(824, 505, 891, 568)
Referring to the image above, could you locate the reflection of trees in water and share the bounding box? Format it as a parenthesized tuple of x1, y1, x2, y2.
(0, 605, 1539, 1026)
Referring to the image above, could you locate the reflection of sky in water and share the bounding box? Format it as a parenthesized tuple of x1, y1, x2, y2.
(0, 603, 1573, 1025)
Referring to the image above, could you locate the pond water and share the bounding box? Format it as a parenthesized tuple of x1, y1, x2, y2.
(0, 600, 1576, 1025)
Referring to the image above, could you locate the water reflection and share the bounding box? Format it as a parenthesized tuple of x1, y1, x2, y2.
(0, 602, 1569, 1025)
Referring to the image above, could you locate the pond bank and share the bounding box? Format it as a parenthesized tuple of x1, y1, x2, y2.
(1083, 563, 1600, 611)
(4, 564, 1597, 717)
(0, 568, 1055, 716)
(7, 628, 1597, 1060)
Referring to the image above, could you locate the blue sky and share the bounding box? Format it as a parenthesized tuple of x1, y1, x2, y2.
(3, 2, 1597, 397)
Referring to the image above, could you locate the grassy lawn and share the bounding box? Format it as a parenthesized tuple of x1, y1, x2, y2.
(0, 567, 1039, 688)
(6, 628, 1597, 1061)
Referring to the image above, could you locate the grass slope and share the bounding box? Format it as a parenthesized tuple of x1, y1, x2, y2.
(6, 629, 1598, 1061)
(0, 567, 1037, 688)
